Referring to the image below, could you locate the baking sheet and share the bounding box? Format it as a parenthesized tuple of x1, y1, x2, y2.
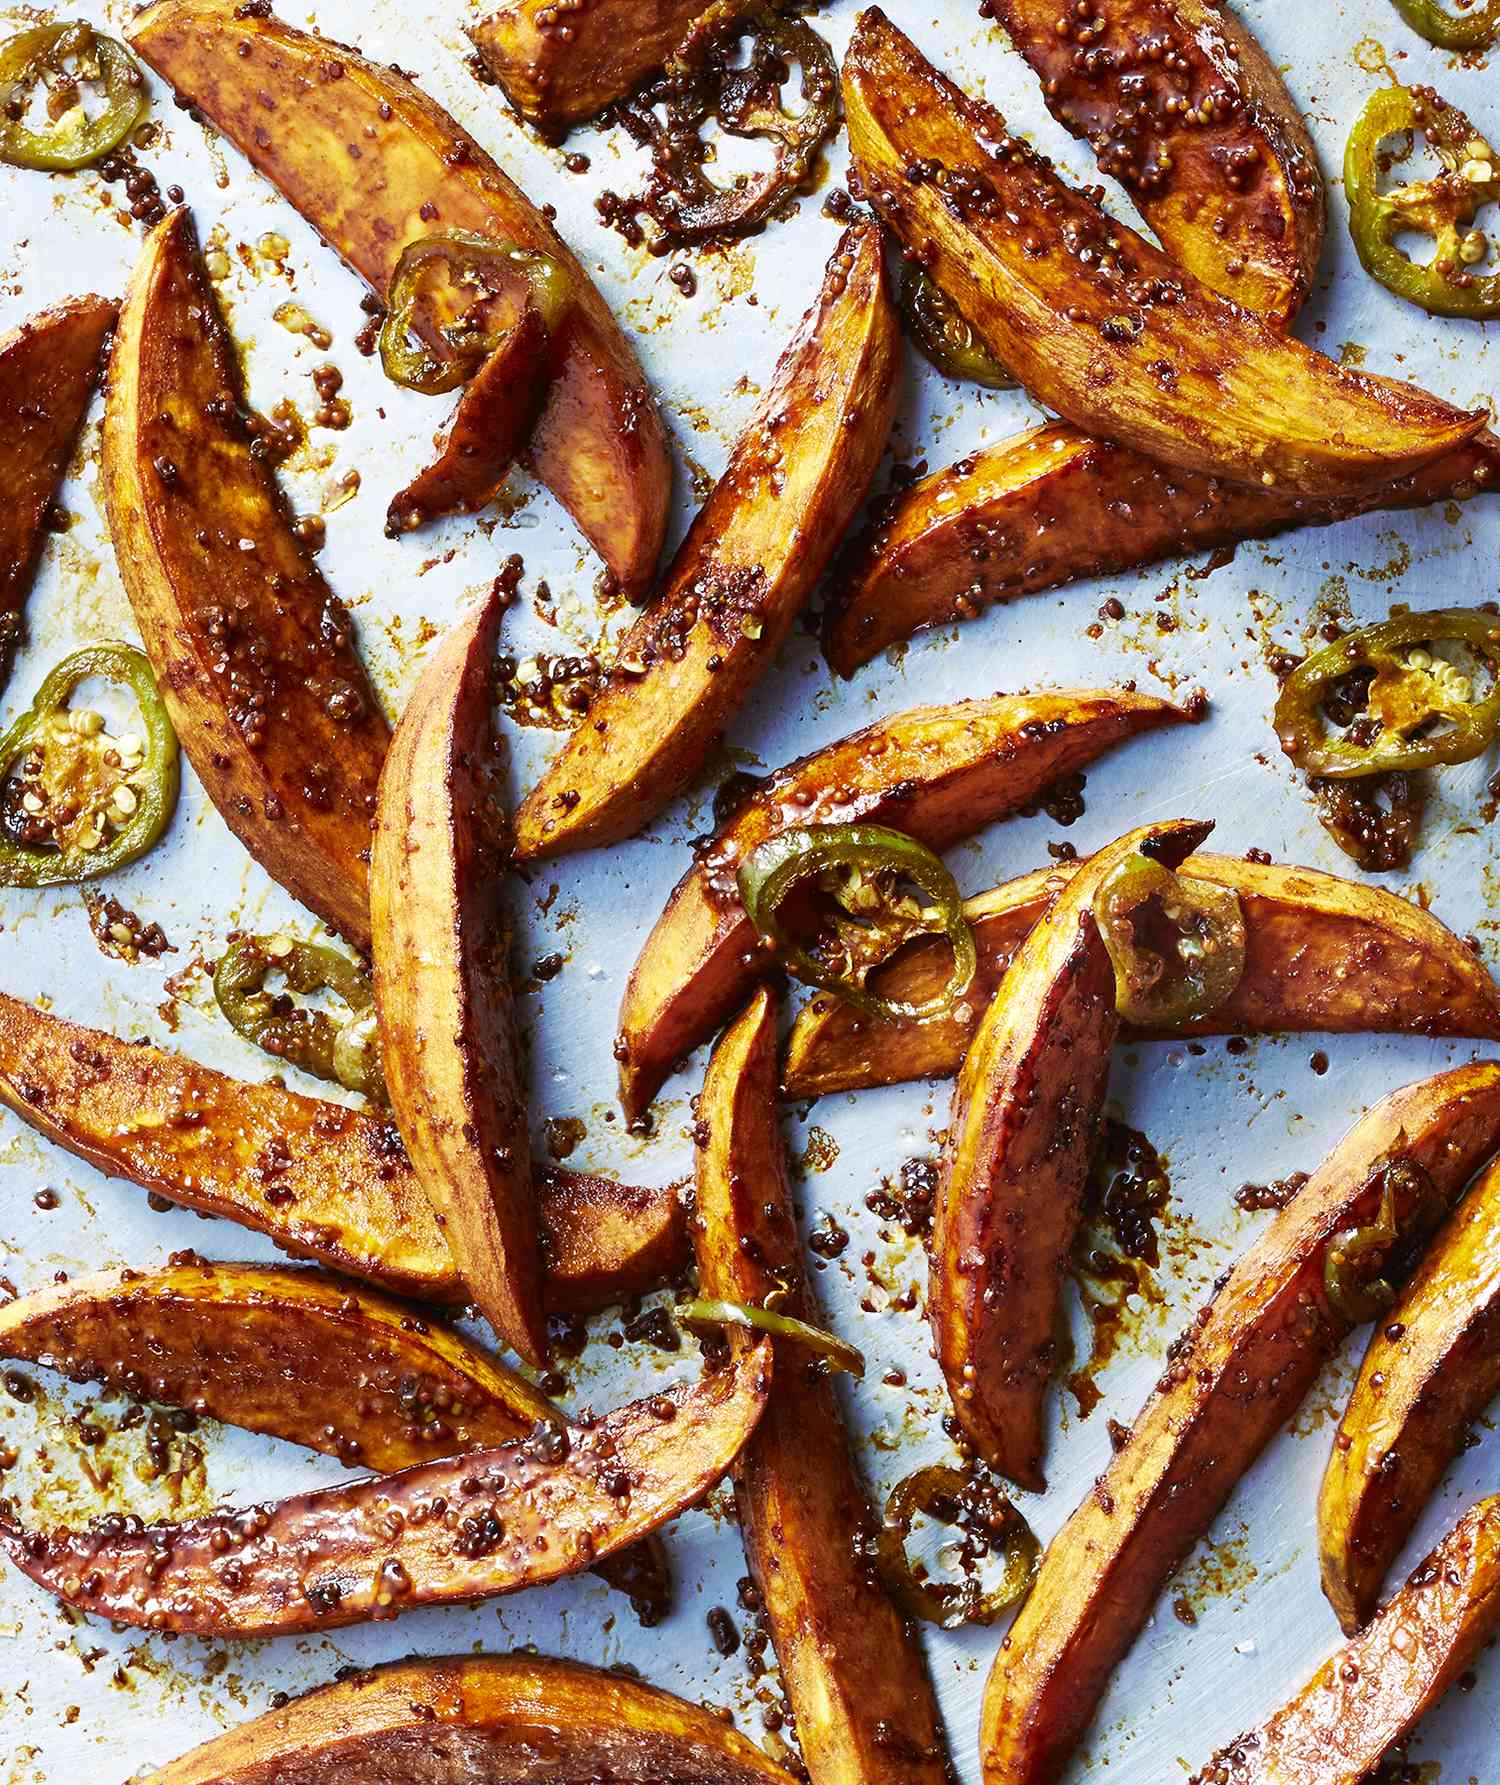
(0, 0, 1496, 1777)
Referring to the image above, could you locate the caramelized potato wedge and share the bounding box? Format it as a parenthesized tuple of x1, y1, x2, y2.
(126, 0, 669, 597)
(0, 1339, 769, 1636)
(937, 821, 1208, 1488)
(141, 1653, 798, 1784)
(514, 223, 901, 859)
(693, 990, 951, 1784)
(842, 10, 1485, 499)
(0, 295, 116, 685)
(981, 1061, 1500, 1785)
(1190, 1499, 1500, 1784)
(103, 210, 389, 947)
(617, 686, 1190, 1119)
(825, 424, 1500, 676)
(372, 587, 546, 1365)
(984, 0, 1324, 324)
(783, 854, 1500, 1098)
(1320, 1153, 1500, 1634)
(0, 993, 687, 1312)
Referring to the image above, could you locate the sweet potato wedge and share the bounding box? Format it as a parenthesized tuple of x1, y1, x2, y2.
(842, 10, 1485, 499)
(982, 0, 1324, 325)
(126, 0, 669, 598)
(617, 686, 1190, 1119)
(980, 1060, 1500, 1785)
(0, 295, 116, 686)
(0, 993, 686, 1312)
(1320, 1152, 1500, 1634)
(513, 223, 901, 860)
(141, 1652, 798, 1784)
(937, 820, 1208, 1489)
(103, 209, 389, 948)
(372, 586, 545, 1365)
(1190, 1498, 1500, 1785)
(0, 1337, 769, 1636)
(693, 989, 951, 1784)
(783, 853, 1500, 1098)
(824, 424, 1500, 676)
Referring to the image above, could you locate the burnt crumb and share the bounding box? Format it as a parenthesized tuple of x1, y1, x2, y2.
(621, 1303, 682, 1353)
(866, 1155, 938, 1239)
(1235, 1171, 1308, 1212)
(82, 892, 173, 963)
(707, 1605, 740, 1655)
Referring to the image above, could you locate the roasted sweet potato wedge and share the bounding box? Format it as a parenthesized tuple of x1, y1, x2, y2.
(0, 1337, 769, 1636)
(0, 993, 686, 1312)
(981, 1060, 1500, 1785)
(0, 295, 116, 686)
(372, 586, 545, 1365)
(1320, 1152, 1500, 1635)
(842, 10, 1485, 499)
(825, 424, 1500, 675)
(617, 686, 1190, 1119)
(1190, 1498, 1500, 1785)
(983, 0, 1324, 325)
(937, 820, 1207, 1488)
(513, 223, 901, 860)
(126, 0, 669, 597)
(783, 853, 1500, 1098)
(103, 209, 389, 948)
(693, 989, 951, 1784)
(141, 1653, 798, 1784)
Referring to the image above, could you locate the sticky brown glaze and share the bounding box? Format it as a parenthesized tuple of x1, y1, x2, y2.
(140, 1652, 799, 1784)
(983, 0, 1324, 324)
(102, 209, 389, 947)
(842, 10, 1484, 499)
(825, 423, 1500, 675)
(126, 0, 670, 597)
(1320, 1153, 1500, 1634)
(0, 993, 687, 1312)
(616, 686, 1191, 1120)
(783, 853, 1500, 1097)
(1191, 1498, 1500, 1783)
(513, 223, 901, 860)
(0, 295, 116, 686)
(693, 990, 952, 1784)
(981, 1061, 1500, 1785)
(0, 1339, 769, 1637)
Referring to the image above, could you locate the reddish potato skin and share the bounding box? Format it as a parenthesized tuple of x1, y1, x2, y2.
(693, 991, 951, 1784)
(126, 0, 669, 597)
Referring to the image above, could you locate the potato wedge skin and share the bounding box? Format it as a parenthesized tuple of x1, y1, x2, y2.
(372, 589, 546, 1363)
(0, 993, 686, 1312)
(1320, 1155, 1500, 1634)
(142, 1652, 798, 1785)
(842, 10, 1484, 499)
(126, 0, 669, 597)
(103, 209, 388, 946)
(783, 854, 1500, 1098)
(514, 223, 901, 860)
(617, 687, 1189, 1119)
(984, 0, 1323, 324)
(693, 990, 951, 1784)
(981, 1061, 1500, 1785)
(825, 425, 1500, 675)
(1190, 1498, 1500, 1785)
(0, 1340, 770, 1637)
(0, 295, 116, 684)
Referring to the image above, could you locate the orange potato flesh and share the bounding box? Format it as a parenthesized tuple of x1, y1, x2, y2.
(842, 10, 1485, 500)
(980, 1061, 1500, 1785)
(126, 0, 670, 597)
(617, 686, 1191, 1120)
(141, 1652, 798, 1784)
(0, 992, 686, 1313)
(513, 223, 902, 860)
(782, 853, 1500, 1099)
(102, 209, 389, 947)
(693, 989, 951, 1784)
